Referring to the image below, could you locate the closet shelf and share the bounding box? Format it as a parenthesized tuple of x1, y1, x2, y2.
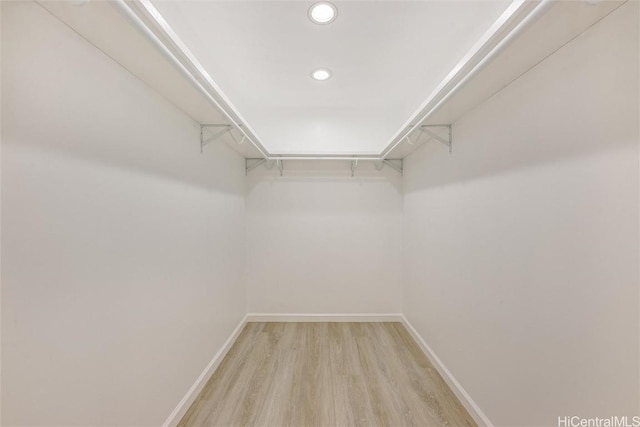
(39, 0, 624, 162)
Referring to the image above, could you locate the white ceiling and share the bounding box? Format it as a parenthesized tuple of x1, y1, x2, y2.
(151, 0, 511, 155)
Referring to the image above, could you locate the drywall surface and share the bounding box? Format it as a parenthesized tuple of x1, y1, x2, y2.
(403, 3, 639, 426)
(246, 161, 403, 314)
(1, 2, 245, 425)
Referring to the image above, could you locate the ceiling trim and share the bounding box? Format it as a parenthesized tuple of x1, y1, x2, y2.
(113, 0, 552, 161)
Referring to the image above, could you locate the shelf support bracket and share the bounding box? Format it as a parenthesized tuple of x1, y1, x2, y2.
(351, 159, 358, 177)
(383, 159, 403, 175)
(245, 158, 266, 176)
(420, 125, 452, 153)
(200, 124, 234, 152)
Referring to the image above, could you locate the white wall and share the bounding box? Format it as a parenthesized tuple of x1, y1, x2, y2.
(245, 161, 403, 314)
(403, 3, 639, 426)
(2, 0, 638, 425)
(1, 2, 246, 426)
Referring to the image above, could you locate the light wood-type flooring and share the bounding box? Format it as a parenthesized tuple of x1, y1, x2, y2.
(179, 322, 476, 427)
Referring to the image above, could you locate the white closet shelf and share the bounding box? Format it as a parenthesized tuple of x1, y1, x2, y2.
(39, 0, 625, 164)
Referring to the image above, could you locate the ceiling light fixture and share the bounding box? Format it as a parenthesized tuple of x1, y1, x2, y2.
(311, 68, 332, 81)
(308, 1, 337, 25)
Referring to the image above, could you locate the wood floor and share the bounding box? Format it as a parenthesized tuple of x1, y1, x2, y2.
(179, 322, 476, 427)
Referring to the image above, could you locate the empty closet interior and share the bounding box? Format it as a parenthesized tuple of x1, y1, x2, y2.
(1, 0, 638, 426)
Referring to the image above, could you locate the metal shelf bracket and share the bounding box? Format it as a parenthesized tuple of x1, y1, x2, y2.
(200, 124, 234, 152)
(383, 159, 403, 175)
(245, 158, 266, 176)
(419, 125, 452, 153)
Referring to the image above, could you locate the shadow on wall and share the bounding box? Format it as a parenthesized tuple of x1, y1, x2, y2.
(403, 3, 638, 194)
(1, 1, 244, 196)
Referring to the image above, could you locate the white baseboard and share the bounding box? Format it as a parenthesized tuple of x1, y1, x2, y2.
(400, 315, 493, 427)
(162, 315, 249, 427)
(246, 313, 403, 322)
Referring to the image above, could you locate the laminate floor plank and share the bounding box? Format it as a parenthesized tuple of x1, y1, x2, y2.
(179, 322, 476, 427)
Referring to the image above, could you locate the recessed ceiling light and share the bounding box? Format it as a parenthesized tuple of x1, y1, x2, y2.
(311, 68, 332, 81)
(308, 2, 337, 25)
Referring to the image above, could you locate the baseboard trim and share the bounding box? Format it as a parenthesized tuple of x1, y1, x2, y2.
(400, 315, 493, 427)
(246, 313, 403, 322)
(162, 315, 248, 427)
